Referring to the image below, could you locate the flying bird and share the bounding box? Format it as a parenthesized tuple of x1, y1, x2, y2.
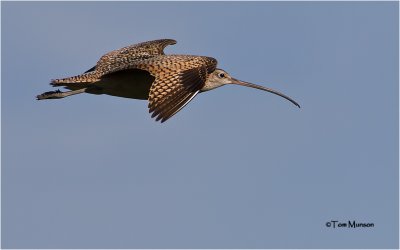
(37, 39, 300, 122)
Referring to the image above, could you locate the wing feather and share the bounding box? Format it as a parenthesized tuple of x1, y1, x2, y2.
(96, 39, 177, 76)
(158, 91, 200, 123)
(148, 66, 208, 122)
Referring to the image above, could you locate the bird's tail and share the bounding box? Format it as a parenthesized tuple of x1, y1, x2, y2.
(51, 72, 99, 86)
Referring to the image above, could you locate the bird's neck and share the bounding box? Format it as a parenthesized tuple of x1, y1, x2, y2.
(201, 79, 224, 92)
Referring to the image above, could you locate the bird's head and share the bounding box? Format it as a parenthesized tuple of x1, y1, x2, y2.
(204, 69, 300, 108)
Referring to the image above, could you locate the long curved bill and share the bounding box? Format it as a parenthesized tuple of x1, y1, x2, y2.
(230, 78, 300, 108)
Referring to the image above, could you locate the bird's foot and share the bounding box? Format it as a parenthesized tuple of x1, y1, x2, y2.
(36, 89, 64, 100)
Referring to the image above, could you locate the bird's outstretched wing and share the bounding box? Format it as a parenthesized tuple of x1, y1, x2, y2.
(148, 67, 207, 122)
(137, 55, 217, 122)
(94, 39, 177, 76)
(52, 39, 177, 85)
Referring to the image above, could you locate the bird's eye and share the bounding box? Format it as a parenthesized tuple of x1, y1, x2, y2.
(218, 73, 225, 78)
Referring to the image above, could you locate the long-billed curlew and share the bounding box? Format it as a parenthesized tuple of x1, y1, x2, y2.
(37, 39, 300, 122)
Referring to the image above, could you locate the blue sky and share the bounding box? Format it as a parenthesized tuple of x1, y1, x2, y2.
(2, 1, 398, 248)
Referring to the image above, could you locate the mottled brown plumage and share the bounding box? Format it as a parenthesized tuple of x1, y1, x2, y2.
(37, 39, 299, 123)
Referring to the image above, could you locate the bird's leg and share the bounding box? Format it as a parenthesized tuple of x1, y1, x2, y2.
(36, 88, 87, 100)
